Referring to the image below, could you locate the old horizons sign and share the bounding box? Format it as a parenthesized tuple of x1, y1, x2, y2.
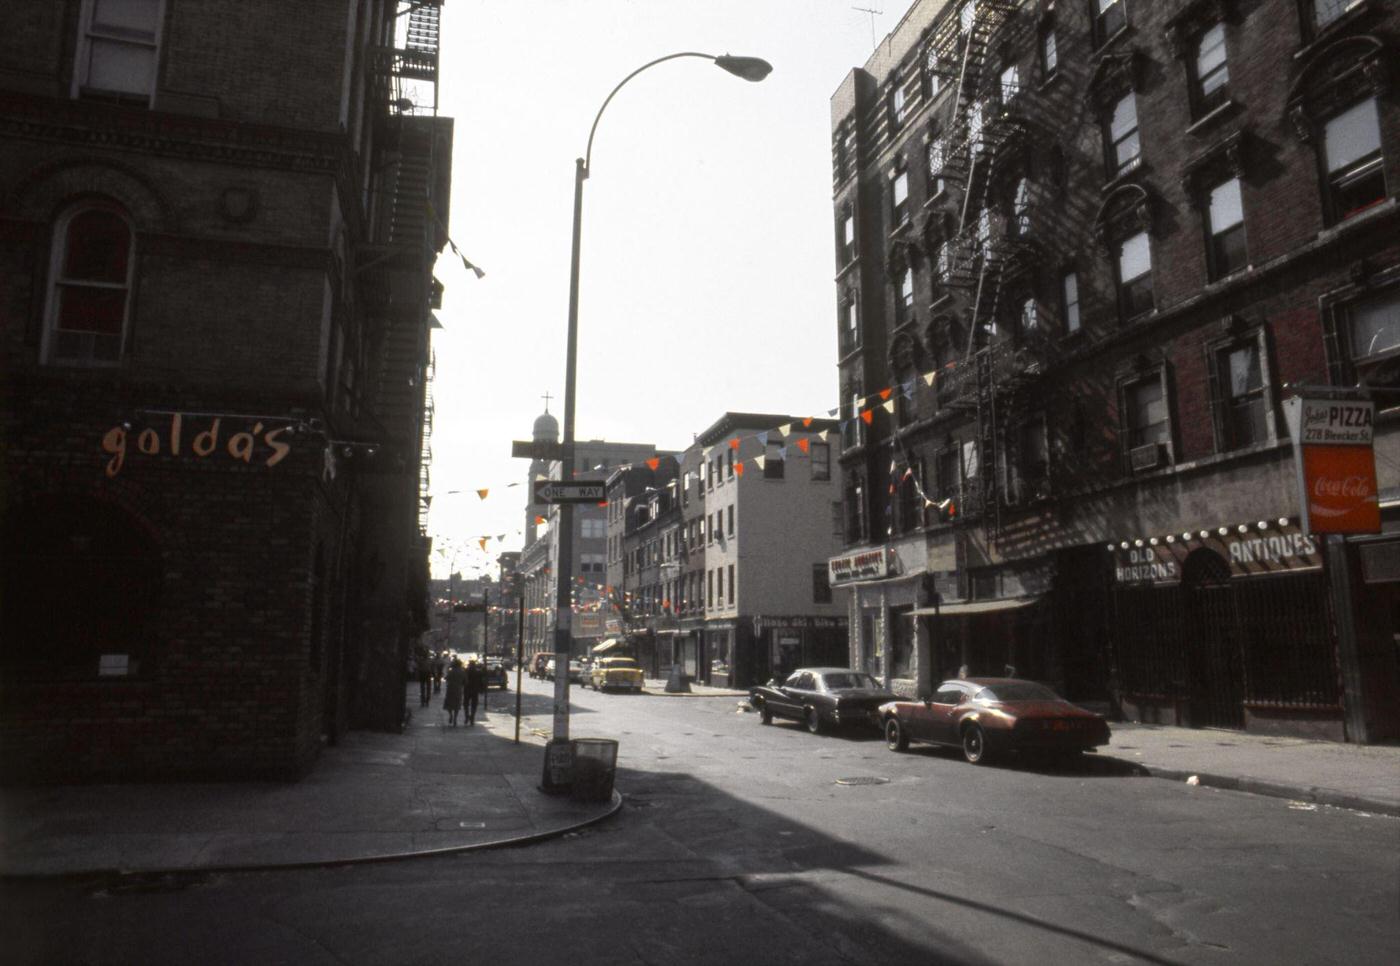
(1113, 521, 1321, 585)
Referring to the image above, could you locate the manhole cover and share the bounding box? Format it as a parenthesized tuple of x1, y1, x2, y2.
(835, 776, 889, 786)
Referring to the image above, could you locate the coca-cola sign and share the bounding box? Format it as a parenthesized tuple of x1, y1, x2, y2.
(1285, 398, 1380, 535)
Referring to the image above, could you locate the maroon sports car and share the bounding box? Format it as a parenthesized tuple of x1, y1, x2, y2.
(878, 678, 1110, 764)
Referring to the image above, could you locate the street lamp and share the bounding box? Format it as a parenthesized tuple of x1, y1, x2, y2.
(543, 51, 771, 791)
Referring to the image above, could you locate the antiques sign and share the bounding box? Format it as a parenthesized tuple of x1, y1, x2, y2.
(829, 547, 895, 585)
(101, 413, 291, 478)
(1113, 521, 1321, 586)
(1285, 397, 1380, 534)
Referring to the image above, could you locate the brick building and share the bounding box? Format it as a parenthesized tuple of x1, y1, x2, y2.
(0, 1, 453, 780)
(829, 0, 1399, 741)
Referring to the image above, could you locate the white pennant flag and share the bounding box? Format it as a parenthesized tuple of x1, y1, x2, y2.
(777, 423, 791, 437)
(923, 371, 936, 386)
(754, 454, 766, 470)
(818, 429, 831, 442)
(882, 399, 896, 413)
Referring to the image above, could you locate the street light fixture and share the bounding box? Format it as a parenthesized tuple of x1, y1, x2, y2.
(543, 51, 771, 792)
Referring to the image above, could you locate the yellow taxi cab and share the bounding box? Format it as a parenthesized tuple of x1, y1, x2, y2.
(589, 656, 644, 693)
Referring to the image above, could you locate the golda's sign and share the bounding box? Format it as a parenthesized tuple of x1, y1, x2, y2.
(101, 413, 291, 477)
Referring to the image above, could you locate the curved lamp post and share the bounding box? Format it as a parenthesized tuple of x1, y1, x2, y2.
(544, 52, 771, 789)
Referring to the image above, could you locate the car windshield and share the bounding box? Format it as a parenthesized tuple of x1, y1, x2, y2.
(822, 672, 881, 691)
(976, 682, 1060, 702)
(604, 658, 638, 668)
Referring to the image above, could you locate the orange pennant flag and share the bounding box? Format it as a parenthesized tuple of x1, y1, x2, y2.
(597, 501, 608, 507)
(861, 410, 874, 425)
(728, 437, 741, 450)
(476, 488, 489, 500)
(535, 515, 546, 525)
(879, 387, 893, 401)
(802, 417, 813, 428)
(797, 437, 810, 454)
(735, 461, 746, 477)
(646, 457, 660, 470)
(478, 538, 488, 550)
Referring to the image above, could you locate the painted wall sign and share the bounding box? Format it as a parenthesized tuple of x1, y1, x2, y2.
(828, 547, 895, 585)
(100, 413, 291, 478)
(753, 615, 849, 632)
(1112, 522, 1321, 585)
(1285, 397, 1380, 535)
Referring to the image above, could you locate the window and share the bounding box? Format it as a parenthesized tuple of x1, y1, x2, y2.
(707, 570, 714, 607)
(1116, 231, 1154, 319)
(897, 267, 914, 321)
(1323, 99, 1387, 221)
(727, 564, 735, 606)
(1345, 290, 1400, 386)
(1125, 374, 1169, 451)
(839, 209, 856, 263)
(842, 382, 864, 450)
(1094, 0, 1127, 46)
(1012, 178, 1031, 236)
(1016, 420, 1049, 485)
(936, 447, 960, 501)
(845, 473, 867, 543)
(1313, 0, 1364, 29)
(1192, 23, 1230, 116)
(1216, 340, 1269, 449)
(1019, 297, 1039, 333)
(1106, 93, 1141, 176)
(44, 204, 134, 365)
(892, 169, 910, 225)
(925, 46, 943, 99)
(726, 449, 735, 479)
(895, 70, 921, 126)
(580, 553, 606, 575)
(898, 460, 922, 533)
(76, 0, 163, 104)
(727, 504, 734, 537)
(708, 513, 716, 543)
(962, 439, 980, 482)
(935, 241, 951, 284)
(1000, 63, 1020, 103)
(1205, 177, 1247, 279)
(976, 207, 992, 259)
(960, 1, 977, 35)
(840, 295, 860, 354)
(813, 564, 833, 604)
(716, 566, 724, 604)
(1041, 25, 1059, 77)
(1062, 271, 1082, 333)
(927, 138, 946, 196)
(812, 442, 831, 481)
(968, 102, 984, 151)
(765, 441, 785, 479)
(581, 517, 606, 539)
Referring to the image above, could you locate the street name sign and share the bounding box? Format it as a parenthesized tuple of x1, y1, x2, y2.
(533, 480, 606, 504)
(511, 439, 565, 460)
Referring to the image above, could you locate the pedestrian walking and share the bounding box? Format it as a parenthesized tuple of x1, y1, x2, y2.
(465, 658, 486, 726)
(433, 652, 445, 693)
(417, 649, 433, 707)
(443, 658, 466, 726)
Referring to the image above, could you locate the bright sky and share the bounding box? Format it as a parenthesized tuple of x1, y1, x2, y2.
(426, 1, 888, 578)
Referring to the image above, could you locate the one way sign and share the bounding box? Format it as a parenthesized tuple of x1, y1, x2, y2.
(533, 480, 606, 504)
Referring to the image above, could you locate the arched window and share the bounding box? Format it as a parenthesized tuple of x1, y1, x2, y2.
(44, 203, 134, 365)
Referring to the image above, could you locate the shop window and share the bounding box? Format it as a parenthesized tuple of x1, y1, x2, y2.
(75, 0, 164, 105)
(1205, 176, 1248, 279)
(1105, 92, 1141, 177)
(1115, 230, 1154, 320)
(889, 605, 915, 678)
(44, 203, 135, 365)
(1322, 99, 1387, 222)
(1191, 22, 1230, 117)
(1093, 0, 1128, 47)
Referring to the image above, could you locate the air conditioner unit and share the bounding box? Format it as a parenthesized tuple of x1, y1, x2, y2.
(1129, 442, 1164, 472)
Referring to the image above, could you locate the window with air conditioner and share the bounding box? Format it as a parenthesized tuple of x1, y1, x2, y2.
(1124, 373, 1170, 470)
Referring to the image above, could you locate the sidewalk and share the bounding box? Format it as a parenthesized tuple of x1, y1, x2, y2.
(0, 686, 619, 879)
(1093, 721, 1400, 817)
(643, 676, 748, 697)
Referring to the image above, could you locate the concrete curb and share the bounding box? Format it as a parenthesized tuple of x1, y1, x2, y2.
(1137, 766, 1400, 818)
(0, 790, 624, 883)
(642, 689, 750, 698)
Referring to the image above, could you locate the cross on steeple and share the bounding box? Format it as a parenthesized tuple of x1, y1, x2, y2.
(541, 391, 553, 413)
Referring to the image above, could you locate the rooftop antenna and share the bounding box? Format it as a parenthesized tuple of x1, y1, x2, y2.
(853, 6, 883, 49)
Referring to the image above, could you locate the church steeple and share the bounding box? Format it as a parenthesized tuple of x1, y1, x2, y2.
(524, 396, 559, 546)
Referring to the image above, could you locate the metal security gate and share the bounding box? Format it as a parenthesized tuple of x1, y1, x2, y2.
(1182, 551, 1245, 729)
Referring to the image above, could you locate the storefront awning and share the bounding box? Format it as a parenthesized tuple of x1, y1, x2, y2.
(909, 596, 1041, 617)
(592, 638, 621, 654)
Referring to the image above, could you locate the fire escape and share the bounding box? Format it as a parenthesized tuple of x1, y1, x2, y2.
(359, 0, 452, 537)
(925, 0, 1052, 537)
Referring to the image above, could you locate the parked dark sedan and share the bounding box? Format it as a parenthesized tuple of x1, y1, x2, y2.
(879, 678, 1111, 764)
(750, 668, 897, 734)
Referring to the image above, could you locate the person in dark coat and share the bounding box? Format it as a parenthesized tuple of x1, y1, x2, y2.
(443, 658, 466, 726)
(432, 652, 446, 693)
(464, 659, 487, 726)
(417, 649, 433, 707)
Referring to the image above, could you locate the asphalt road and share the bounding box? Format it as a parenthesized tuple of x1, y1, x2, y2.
(3, 677, 1397, 965)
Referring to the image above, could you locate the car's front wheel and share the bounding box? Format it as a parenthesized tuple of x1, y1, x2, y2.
(805, 707, 823, 735)
(885, 716, 908, 752)
(756, 699, 772, 725)
(962, 724, 990, 764)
